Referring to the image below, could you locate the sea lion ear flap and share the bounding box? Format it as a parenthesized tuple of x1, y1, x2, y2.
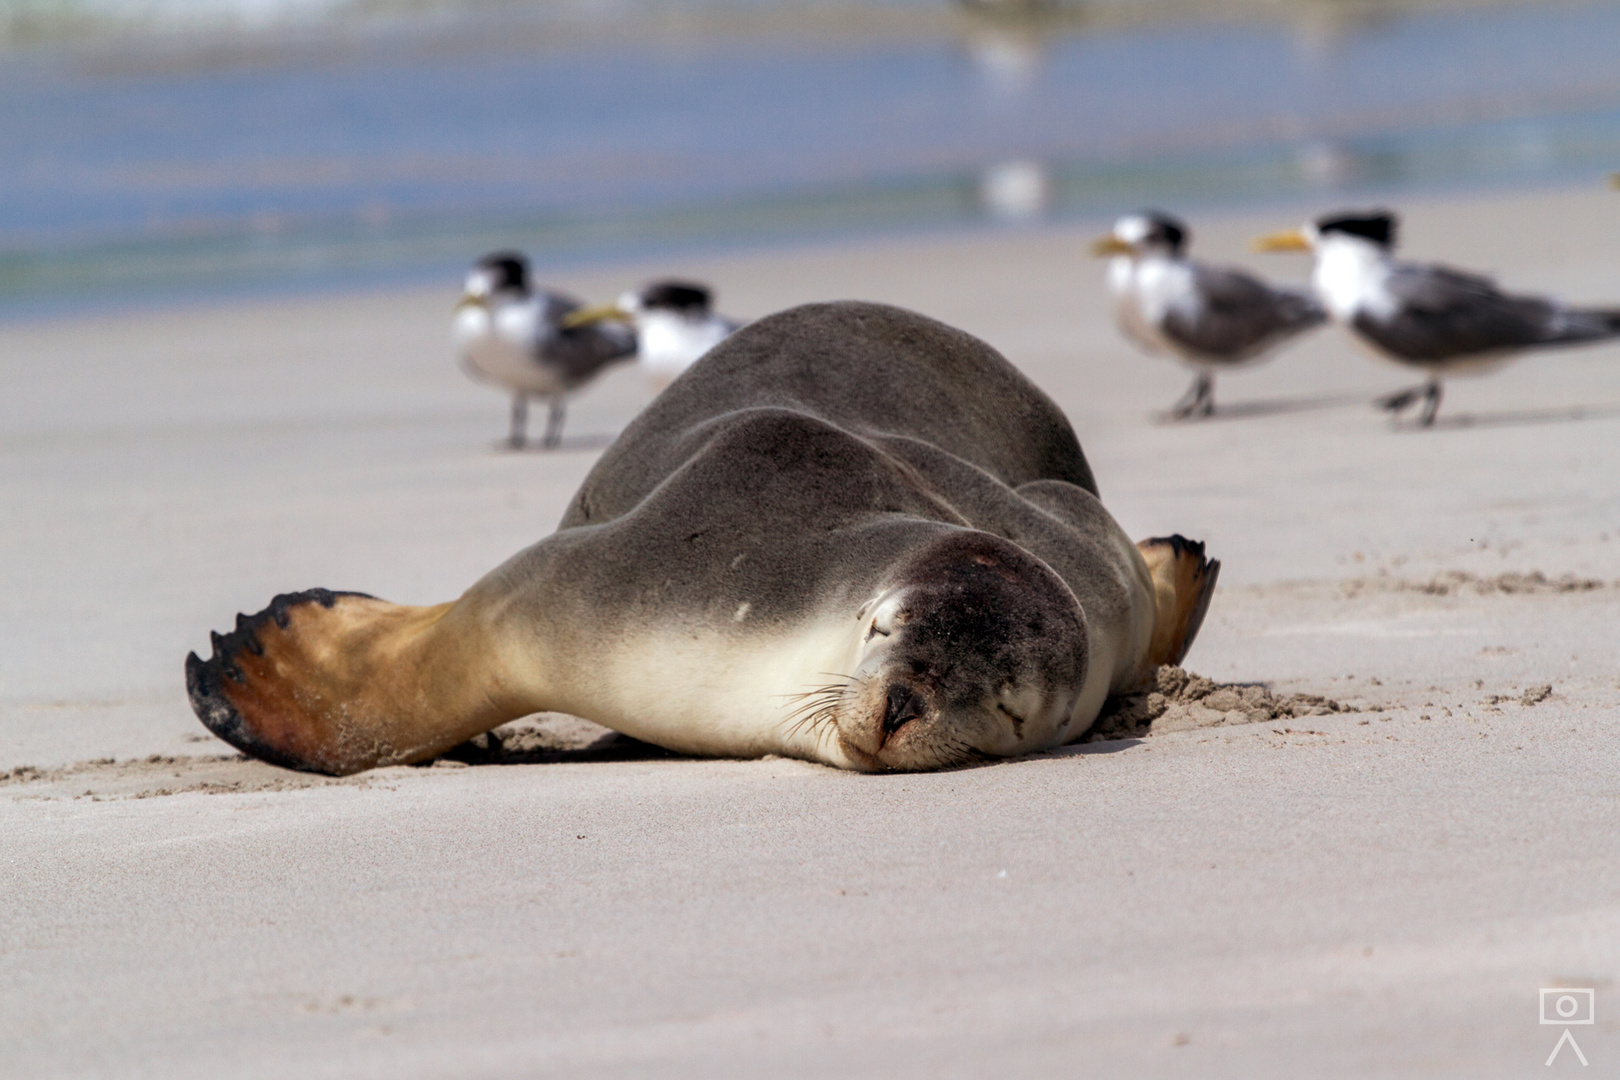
(1136, 535, 1220, 669)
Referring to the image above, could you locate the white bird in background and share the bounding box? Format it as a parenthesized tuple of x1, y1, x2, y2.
(564, 280, 740, 386)
(453, 252, 637, 450)
(1254, 210, 1620, 426)
(1092, 211, 1326, 419)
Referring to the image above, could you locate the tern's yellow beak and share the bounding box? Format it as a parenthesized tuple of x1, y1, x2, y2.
(453, 293, 484, 313)
(1251, 228, 1313, 253)
(1609, 172, 1620, 191)
(560, 302, 632, 329)
(1089, 235, 1135, 257)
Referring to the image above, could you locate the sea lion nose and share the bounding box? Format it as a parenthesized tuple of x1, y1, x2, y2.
(883, 684, 926, 737)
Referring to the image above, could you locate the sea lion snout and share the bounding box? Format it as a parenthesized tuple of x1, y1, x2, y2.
(883, 683, 927, 737)
(837, 531, 1089, 770)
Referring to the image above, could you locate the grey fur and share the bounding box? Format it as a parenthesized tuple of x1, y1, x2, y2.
(491, 301, 1129, 643)
(186, 302, 1183, 773)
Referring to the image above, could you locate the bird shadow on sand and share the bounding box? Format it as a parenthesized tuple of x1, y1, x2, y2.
(492, 432, 618, 454)
(1152, 390, 1368, 424)
(1396, 402, 1620, 432)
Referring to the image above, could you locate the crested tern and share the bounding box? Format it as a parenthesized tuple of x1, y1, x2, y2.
(1255, 211, 1620, 426)
(564, 280, 740, 385)
(1092, 211, 1326, 419)
(453, 252, 636, 450)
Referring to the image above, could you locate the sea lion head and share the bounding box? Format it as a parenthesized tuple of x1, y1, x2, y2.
(832, 530, 1088, 771)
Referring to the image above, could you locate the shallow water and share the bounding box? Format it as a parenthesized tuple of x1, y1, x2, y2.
(4, 0, 1620, 311)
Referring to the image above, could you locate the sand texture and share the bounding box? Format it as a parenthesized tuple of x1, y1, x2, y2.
(4, 185, 1620, 1077)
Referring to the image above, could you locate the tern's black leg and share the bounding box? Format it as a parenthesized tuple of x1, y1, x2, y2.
(1417, 379, 1443, 427)
(506, 394, 528, 450)
(1377, 384, 1426, 415)
(540, 398, 566, 450)
(1170, 372, 1214, 420)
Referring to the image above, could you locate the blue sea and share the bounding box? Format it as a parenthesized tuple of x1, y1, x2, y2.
(4, 0, 1620, 314)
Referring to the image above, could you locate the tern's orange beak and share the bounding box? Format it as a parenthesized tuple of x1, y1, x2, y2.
(560, 302, 632, 329)
(1088, 235, 1135, 257)
(1251, 228, 1313, 253)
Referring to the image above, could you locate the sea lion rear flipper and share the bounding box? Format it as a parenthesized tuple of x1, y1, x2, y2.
(185, 589, 534, 775)
(1136, 535, 1220, 669)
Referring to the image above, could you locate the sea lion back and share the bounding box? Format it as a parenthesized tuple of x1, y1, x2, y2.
(562, 301, 1095, 528)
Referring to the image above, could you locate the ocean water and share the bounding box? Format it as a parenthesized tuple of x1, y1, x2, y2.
(3, 0, 1620, 312)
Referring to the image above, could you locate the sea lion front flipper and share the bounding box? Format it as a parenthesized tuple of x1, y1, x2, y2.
(1136, 535, 1220, 669)
(185, 588, 537, 775)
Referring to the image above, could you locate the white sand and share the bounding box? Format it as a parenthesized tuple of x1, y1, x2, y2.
(4, 184, 1620, 1076)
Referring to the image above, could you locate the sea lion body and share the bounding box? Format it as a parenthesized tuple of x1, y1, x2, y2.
(187, 302, 1217, 773)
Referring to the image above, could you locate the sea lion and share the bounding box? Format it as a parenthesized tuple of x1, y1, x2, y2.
(186, 301, 1218, 775)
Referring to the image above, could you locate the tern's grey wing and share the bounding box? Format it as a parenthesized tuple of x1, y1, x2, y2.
(539, 292, 638, 388)
(1357, 264, 1585, 361)
(1161, 263, 1326, 361)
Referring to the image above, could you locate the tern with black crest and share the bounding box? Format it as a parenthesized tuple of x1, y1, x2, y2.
(1255, 210, 1620, 426)
(1092, 212, 1326, 419)
(565, 280, 740, 385)
(453, 252, 637, 449)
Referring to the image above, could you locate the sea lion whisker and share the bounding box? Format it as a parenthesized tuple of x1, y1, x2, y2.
(775, 680, 853, 708)
(777, 683, 855, 744)
(776, 676, 860, 745)
(777, 696, 833, 737)
(778, 687, 847, 727)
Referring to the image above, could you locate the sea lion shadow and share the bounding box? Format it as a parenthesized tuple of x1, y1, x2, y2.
(1400, 402, 1620, 432)
(1040, 737, 1145, 758)
(1153, 390, 1365, 424)
(438, 716, 677, 766)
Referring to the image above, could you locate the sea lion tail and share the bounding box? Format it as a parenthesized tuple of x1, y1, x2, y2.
(1136, 535, 1220, 669)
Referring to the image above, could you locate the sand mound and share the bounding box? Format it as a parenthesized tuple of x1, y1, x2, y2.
(1088, 667, 1353, 742)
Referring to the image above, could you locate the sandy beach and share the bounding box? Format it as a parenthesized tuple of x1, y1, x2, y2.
(4, 183, 1620, 1076)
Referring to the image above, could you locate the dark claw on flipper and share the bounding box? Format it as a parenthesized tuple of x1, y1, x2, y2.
(184, 588, 373, 773)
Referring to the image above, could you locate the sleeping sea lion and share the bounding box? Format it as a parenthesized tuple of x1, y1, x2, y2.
(186, 301, 1218, 774)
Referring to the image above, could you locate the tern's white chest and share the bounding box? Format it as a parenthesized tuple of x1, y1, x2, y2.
(1108, 255, 1201, 359)
(455, 300, 567, 397)
(1312, 240, 1397, 324)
